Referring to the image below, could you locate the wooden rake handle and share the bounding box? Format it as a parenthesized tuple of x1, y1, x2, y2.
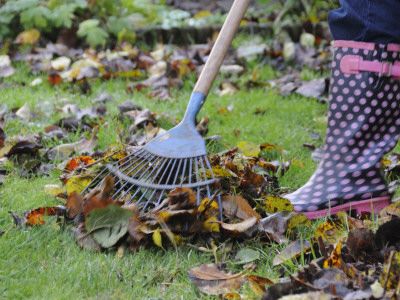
(193, 0, 251, 95)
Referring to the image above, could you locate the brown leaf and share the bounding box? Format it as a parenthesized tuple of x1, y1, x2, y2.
(221, 195, 261, 220)
(83, 175, 115, 218)
(188, 263, 245, 295)
(247, 275, 274, 297)
(346, 228, 374, 260)
(47, 73, 63, 85)
(0, 127, 5, 147)
(4, 141, 42, 157)
(214, 217, 258, 238)
(65, 191, 84, 219)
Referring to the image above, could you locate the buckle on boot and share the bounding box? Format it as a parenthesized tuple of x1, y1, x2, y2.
(379, 61, 393, 77)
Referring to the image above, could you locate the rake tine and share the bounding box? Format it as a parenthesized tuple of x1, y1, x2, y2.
(117, 155, 162, 202)
(157, 158, 175, 184)
(180, 158, 188, 185)
(204, 156, 223, 220)
(199, 157, 211, 199)
(113, 156, 165, 198)
(172, 158, 183, 186)
(134, 158, 175, 204)
(194, 157, 201, 204)
(111, 157, 155, 199)
(164, 159, 178, 185)
(188, 157, 193, 184)
(111, 149, 149, 190)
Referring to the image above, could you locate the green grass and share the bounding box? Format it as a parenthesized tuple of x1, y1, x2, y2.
(1, 59, 397, 299)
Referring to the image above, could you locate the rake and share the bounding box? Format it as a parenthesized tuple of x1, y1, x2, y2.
(82, 0, 250, 219)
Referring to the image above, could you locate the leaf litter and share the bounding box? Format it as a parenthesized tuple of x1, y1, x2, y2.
(2, 22, 400, 300)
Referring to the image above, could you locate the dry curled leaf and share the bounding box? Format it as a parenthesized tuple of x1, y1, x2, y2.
(188, 263, 245, 295)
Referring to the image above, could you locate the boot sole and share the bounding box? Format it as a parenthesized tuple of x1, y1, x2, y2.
(302, 196, 391, 219)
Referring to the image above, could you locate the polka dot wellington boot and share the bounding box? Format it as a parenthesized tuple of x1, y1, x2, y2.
(285, 40, 400, 219)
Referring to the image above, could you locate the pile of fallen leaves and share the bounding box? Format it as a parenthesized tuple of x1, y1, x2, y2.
(7, 137, 400, 298)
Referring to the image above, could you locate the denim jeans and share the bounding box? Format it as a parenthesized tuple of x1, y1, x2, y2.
(328, 0, 400, 43)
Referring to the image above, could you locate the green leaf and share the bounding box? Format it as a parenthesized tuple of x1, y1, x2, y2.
(20, 6, 52, 29)
(85, 205, 133, 248)
(234, 248, 260, 264)
(78, 19, 109, 47)
(51, 4, 76, 28)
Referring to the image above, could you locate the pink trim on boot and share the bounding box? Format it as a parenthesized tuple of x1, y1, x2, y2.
(301, 196, 391, 219)
(334, 40, 400, 52)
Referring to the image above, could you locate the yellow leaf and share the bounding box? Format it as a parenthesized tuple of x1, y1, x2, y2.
(14, 29, 40, 44)
(202, 216, 220, 233)
(265, 196, 294, 213)
(323, 240, 343, 269)
(65, 176, 92, 195)
(380, 252, 400, 290)
(193, 10, 212, 19)
(43, 184, 66, 196)
(152, 227, 163, 248)
(206, 166, 235, 178)
(314, 220, 344, 245)
(287, 213, 310, 232)
(259, 142, 284, 155)
(236, 141, 260, 157)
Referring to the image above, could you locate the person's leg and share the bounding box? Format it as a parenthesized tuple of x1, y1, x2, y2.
(285, 1, 400, 218)
(328, 0, 400, 43)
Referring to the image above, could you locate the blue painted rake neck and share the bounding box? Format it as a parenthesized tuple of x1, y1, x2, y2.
(143, 92, 208, 158)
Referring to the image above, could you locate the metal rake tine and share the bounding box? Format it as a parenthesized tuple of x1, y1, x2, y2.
(199, 156, 211, 199)
(133, 158, 175, 204)
(156, 157, 176, 185)
(116, 155, 162, 201)
(188, 157, 193, 184)
(121, 156, 174, 205)
(180, 158, 188, 185)
(194, 157, 201, 204)
(172, 158, 183, 186)
(121, 152, 154, 176)
(163, 158, 178, 185)
(113, 156, 166, 198)
(111, 154, 156, 199)
(205, 156, 223, 220)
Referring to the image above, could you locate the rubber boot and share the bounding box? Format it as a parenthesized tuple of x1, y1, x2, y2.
(285, 40, 400, 219)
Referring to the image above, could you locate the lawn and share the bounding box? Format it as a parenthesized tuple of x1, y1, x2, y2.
(1, 39, 399, 298)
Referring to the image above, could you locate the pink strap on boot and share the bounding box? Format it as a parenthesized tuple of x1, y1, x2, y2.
(340, 55, 400, 77)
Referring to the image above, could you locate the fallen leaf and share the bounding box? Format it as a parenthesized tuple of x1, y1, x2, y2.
(0, 55, 15, 78)
(14, 29, 40, 44)
(65, 191, 84, 219)
(66, 156, 95, 171)
(234, 248, 260, 264)
(214, 217, 258, 238)
(152, 227, 163, 248)
(273, 239, 311, 266)
(247, 275, 274, 297)
(72, 226, 101, 252)
(236, 141, 260, 157)
(323, 240, 356, 278)
(265, 196, 294, 213)
(221, 195, 261, 220)
(4, 141, 42, 157)
(85, 204, 133, 248)
(314, 219, 344, 245)
(66, 176, 93, 195)
(43, 184, 66, 196)
(188, 263, 245, 295)
(295, 78, 327, 98)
